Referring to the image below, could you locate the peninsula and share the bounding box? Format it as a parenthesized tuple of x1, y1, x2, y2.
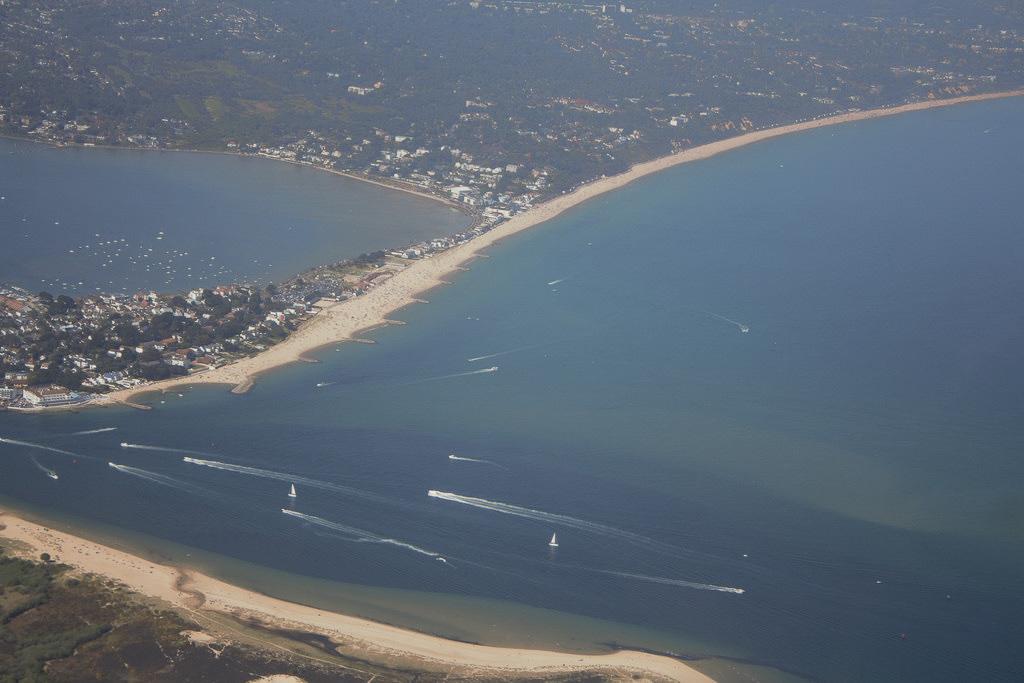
(0, 510, 711, 682)
(4, 0, 1024, 411)
(2, 90, 1021, 412)
(89, 89, 1023, 404)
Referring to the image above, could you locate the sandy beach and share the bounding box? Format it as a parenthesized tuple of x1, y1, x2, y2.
(0, 510, 711, 681)
(71, 88, 1015, 406)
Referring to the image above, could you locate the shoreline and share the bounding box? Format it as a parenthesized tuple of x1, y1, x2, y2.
(0, 131, 465, 211)
(0, 509, 712, 681)
(282, 158, 466, 209)
(91, 88, 1024, 406)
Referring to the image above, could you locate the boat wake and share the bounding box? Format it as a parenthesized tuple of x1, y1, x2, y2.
(547, 278, 566, 286)
(407, 366, 498, 384)
(427, 490, 694, 559)
(30, 456, 59, 480)
(704, 311, 750, 334)
(314, 381, 335, 388)
(281, 509, 448, 562)
(0, 436, 93, 461)
(71, 427, 118, 436)
(108, 462, 209, 496)
(466, 343, 548, 363)
(448, 453, 508, 469)
(120, 442, 222, 458)
(594, 569, 744, 595)
(183, 458, 398, 508)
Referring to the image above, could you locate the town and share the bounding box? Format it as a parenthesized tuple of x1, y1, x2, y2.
(3, 0, 1021, 213)
(0, 228, 486, 409)
(2, 0, 1022, 408)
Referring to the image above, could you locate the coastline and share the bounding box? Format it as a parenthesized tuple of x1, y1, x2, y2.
(5, 90, 1022, 681)
(0, 131, 465, 211)
(0, 509, 712, 682)
(284, 159, 466, 209)
(93, 88, 1024, 406)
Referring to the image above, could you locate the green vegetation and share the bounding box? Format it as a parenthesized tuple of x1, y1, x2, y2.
(173, 96, 201, 122)
(0, 544, 619, 681)
(0, 550, 111, 683)
(2, 0, 1021, 199)
(203, 95, 226, 121)
(0, 546, 345, 682)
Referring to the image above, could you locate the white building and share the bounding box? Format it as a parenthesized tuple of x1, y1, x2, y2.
(23, 384, 83, 407)
(0, 385, 21, 401)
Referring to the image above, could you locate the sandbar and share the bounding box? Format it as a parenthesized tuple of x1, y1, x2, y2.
(0, 510, 712, 681)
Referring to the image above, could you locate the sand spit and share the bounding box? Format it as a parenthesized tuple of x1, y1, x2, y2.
(0, 511, 711, 681)
(73, 90, 1017, 406)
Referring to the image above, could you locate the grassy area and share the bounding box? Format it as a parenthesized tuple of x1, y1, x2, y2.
(204, 96, 227, 121)
(173, 95, 201, 122)
(0, 548, 370, 682)
(0, 547, 611, 682)
(0, 552, 110, 683)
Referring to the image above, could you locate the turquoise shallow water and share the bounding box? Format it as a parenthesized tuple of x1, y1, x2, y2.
(2, 98, 1023, 682)
(0, 139, 468, 294)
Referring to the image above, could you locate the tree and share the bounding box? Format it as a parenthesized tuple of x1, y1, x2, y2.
(48, 295, 76, 315)
(137, 361, 171, 381)
(148, 312, 177, 340)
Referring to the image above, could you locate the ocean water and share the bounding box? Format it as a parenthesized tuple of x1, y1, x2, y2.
(0, 139, 468, 294)
(2, 97, 1024, 682)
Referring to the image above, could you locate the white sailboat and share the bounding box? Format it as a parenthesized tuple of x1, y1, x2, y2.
(288, 483, 297, 498)
(548, 532, 559, 548)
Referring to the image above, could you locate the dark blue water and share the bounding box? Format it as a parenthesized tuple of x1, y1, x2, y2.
(2, 98, 1023, 682)
(0, 139, 468, 294)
